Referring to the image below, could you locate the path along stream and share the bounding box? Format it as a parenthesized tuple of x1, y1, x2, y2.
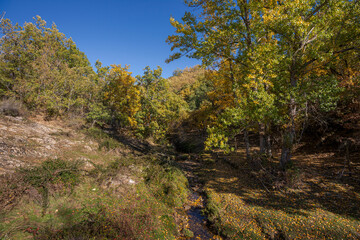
(176, 155, 221, 240)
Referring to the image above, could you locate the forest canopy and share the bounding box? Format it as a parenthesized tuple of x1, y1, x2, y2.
(0, 0, 359, 166)
(0, 2, 360, 239)
(167, 0, 360, 167)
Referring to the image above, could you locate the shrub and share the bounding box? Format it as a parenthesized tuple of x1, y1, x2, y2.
(18, 159, 83, 215)
(83, 127, 123, 151)
(0, 98, 27, 117)
(145, 160, 188, 208)
(86, 102, 111, 127)
(98, 138, 122, 151)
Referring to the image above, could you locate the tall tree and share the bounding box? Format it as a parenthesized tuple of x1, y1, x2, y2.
(103, 65, 141, 127)
(167, 0, 278, 161)
(167, 0, 360, 168)
(0, 16, 97, 117)
(263, 0, 360, 168)
(135, 66, 187, 141)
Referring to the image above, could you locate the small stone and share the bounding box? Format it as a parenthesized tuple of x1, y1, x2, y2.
(84, 145, 92, 151)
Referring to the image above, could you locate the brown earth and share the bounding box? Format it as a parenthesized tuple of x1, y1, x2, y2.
(0, 115, 132, 175)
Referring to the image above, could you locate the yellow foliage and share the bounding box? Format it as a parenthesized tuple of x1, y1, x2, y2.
(103, 65, 141, 127)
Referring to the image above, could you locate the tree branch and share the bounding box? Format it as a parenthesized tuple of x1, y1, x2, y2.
(304, 0, 329, 21)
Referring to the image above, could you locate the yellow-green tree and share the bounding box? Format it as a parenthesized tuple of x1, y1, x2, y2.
(103, 65, 140, 127)
(0, 16, 97, 117)
(135, 66, 187, 142)
(168, 0, 360, 168)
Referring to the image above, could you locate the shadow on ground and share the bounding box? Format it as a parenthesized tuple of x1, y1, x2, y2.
(190, 145, 360, 221)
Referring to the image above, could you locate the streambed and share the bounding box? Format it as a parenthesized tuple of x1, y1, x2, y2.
(177, 155, 219, 240)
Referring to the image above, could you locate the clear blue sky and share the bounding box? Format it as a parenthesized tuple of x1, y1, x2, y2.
(0, 0, 200, 78)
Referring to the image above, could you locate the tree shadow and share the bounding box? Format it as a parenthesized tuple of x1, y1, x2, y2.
(193, 147, 360, 220)
(104, 127, 152, 154)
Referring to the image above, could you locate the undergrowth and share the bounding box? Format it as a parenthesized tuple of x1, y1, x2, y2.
(83, 127, 123, 151)
(0, 148, 188, 239)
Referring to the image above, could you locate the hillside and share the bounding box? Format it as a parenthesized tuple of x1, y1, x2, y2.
(1, 1, 360, 239)
(0, 114, 215, 239)
(0, 115, 100, 174)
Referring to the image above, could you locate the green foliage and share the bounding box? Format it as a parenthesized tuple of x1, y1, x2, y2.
(19, 159, 82, 189)
(0, 16, 98, 117)
(168, 66, 212, 111)
(83, 127, 122, 151)
(86, 102, 111, 127)
(18, 159, 82, 216)
(135, 66, 188, 142)
(183, 228, 194, 238)
(144, 158, 188, 208)
(167, 0, 360, 165)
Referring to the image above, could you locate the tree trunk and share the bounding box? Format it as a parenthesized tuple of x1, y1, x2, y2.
(234, 136, 238, 150)
(265, 127, 272, 158)
(345, 140, 352, 176)
(280, 96, 296, 169)
(280, 131, 292, 170)
(259, 123, 266, 155)
(244, 128, 251, 162)
(279, 66, 298, 169)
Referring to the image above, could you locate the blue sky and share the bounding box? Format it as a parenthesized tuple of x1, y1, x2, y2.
(0, 0, 200, 78)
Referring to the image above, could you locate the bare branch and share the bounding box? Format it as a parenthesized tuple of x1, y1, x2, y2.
(0, 12, 5, 22)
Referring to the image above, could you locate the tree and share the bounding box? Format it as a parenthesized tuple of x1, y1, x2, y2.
(103, 65, 140, 127)
(135, 66, 187, 141)
(167, 0, 278, 161)
(167, 0, 360, 168)
(262, 0, 360, 168)
(0, 16, 97, 117)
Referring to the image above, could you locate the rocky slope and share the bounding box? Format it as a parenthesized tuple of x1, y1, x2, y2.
(0, 115, 105, 174)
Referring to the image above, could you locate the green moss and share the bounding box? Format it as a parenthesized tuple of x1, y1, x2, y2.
(144, 161, 188, 208)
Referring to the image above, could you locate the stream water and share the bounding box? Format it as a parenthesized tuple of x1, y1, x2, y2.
(186, 191, 214, 239)
(177, 156, 218, 240)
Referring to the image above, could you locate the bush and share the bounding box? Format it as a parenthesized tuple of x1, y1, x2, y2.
(145, 160, 188, 208)
(98, 138, 122, 151)
(0, 98, 27, 117)
(35, 203, 155, 240)
(86, 102, 111, 127)
(83, 127, 122, 151)
(18, 159, 83, 215)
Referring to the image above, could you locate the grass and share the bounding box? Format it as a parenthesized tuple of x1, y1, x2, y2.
(83, 127, 123, 151)
(0, 126, 189, 239)
(144, 157, 189, 208)
(197, 149, 360, 239)
(0, 156, 188, 239)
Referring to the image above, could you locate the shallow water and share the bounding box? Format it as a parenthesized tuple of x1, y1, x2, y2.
(177, 157, 219, 239)
(186, 191, 214, 239)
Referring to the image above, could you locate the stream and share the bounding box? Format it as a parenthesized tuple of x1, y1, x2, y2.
(177, 155, 218, 240)
(186, 190, 214, 239)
